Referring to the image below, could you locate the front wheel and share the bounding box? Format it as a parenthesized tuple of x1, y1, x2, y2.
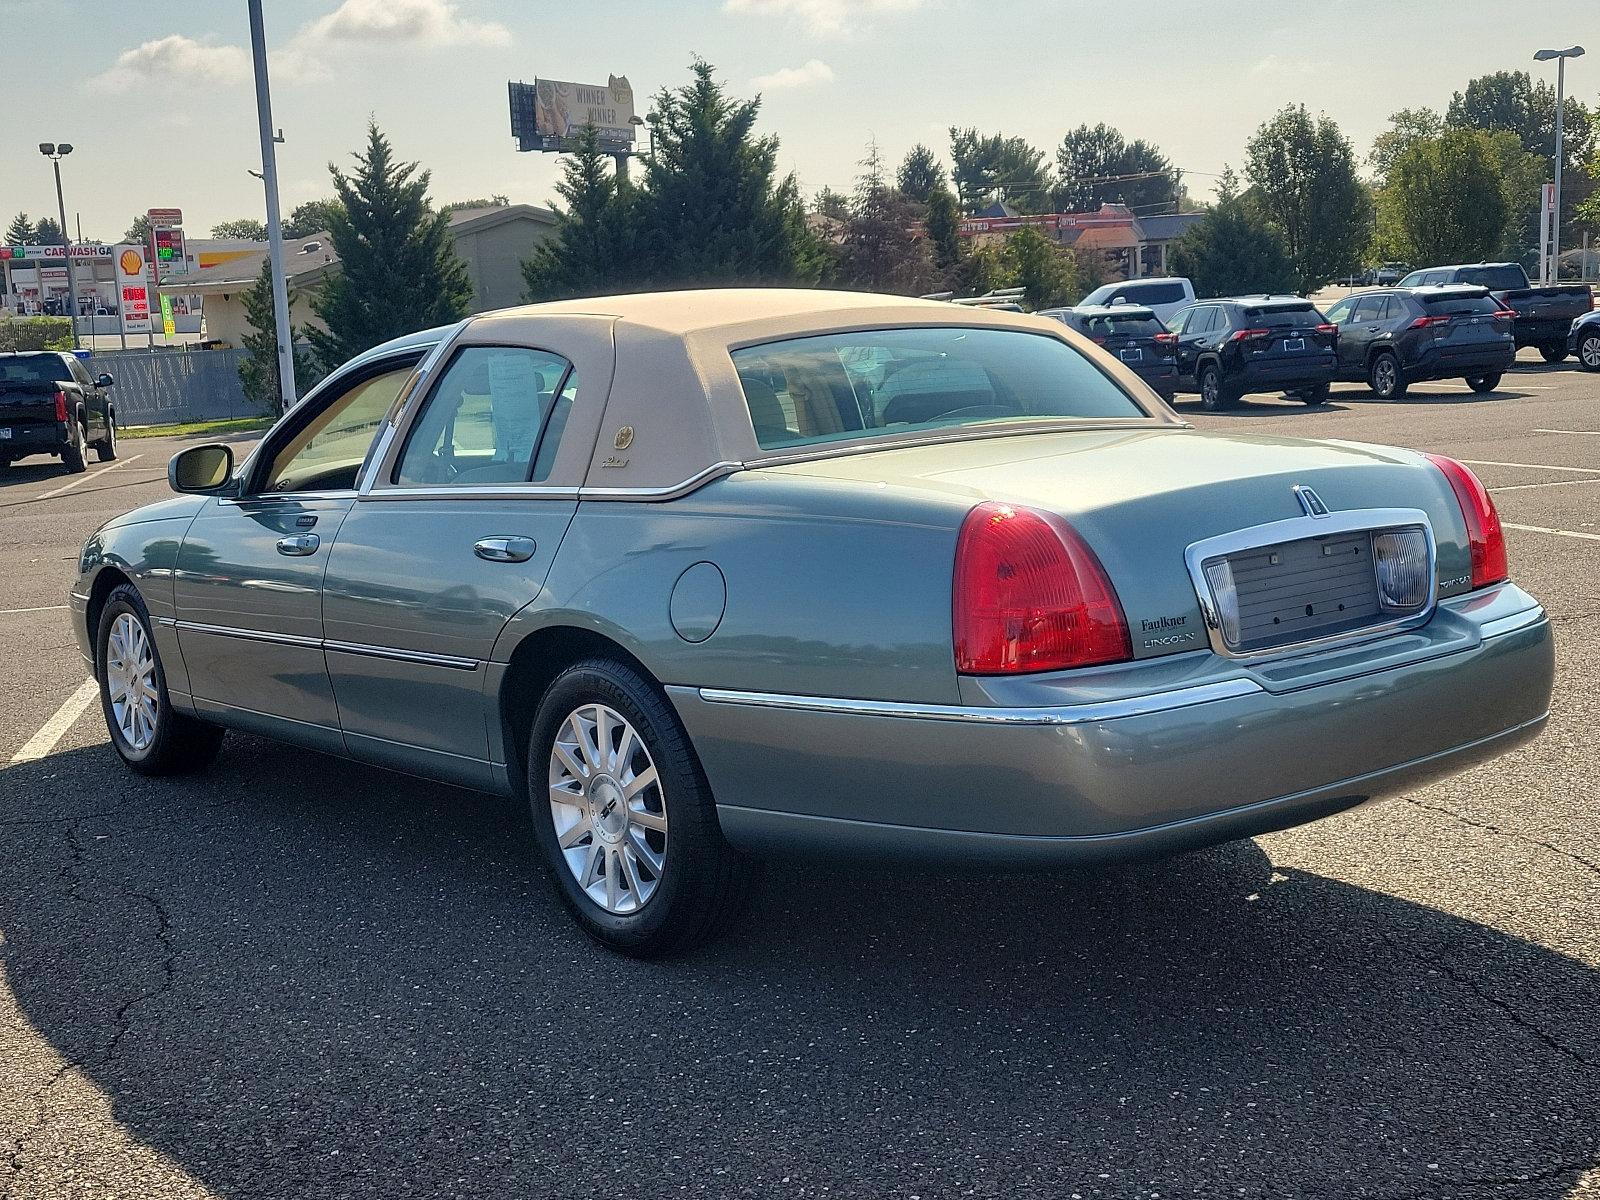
(1577, 331, 1600, 372)
(1539, 343, 1568, 363)
(96, 584, 224, 775)
(1466, 373, 1503, 394)
(94, 413, 117, 462)
(1367, 352, 1407, 399)
(528, 658, 756, 957)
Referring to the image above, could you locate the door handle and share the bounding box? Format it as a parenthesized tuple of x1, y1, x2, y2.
(474, 535, 536, 563)
(276, 533, 320, 556)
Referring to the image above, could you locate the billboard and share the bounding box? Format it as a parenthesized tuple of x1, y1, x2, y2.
(147, 207, 183, 228)
(115, 244, 152, 334)
(510, 75, 635, 152)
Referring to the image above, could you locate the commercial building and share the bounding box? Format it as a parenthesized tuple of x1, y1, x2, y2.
(958, 203, 1204, 281)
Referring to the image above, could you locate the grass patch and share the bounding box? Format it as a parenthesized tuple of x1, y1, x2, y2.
(123, 416, 272, 440)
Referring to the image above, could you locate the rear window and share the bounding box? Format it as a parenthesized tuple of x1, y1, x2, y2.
(732, 327, 1146, 451)
(1083, 313, 1164, 338)
(1421, 293, 1501, 316)
(1117, 282, 1185, 305)
(1455, 266, 1526, 290)
(0, 355, 70, 384)
(1243, 305, 1321, 328)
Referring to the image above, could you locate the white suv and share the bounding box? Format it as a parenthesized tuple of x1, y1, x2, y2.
(1079, 277, 1196, 324)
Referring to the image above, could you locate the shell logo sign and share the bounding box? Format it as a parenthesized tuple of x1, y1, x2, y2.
(118, 248, 144, 276)
(113, 243, 152, 335)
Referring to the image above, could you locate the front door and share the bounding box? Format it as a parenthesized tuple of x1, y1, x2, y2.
(173, 356, 422, 751)
(322, 328, 610, 789)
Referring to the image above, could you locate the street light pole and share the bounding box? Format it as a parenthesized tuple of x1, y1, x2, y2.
(247, 0, 297, 414)
(1535, 46, 1585, 284)
(39, 143, 81, 350)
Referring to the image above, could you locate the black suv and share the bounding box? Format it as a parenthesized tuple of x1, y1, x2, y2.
(1036, 304, 1178, 400)
(1168, 297, 1337, 410)
(1323, 287, 1515, 398)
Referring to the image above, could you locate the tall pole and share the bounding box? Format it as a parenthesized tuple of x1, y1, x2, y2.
(247, 0, 296, 414)
(50, 158, 81, 351)
(1552, 55, 1566, 284)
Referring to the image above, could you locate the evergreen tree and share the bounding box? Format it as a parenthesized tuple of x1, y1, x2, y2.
(238, 260, 318, 414)
(948, 128, 1052, 213)
(896, 144, 944, 204)
(1169, 170, 1296, 298)
(522, 125, 636, 301)
(1244, 105, 1371, 290)
(308, 121, 473, 367)
(836, 142, 935, 295)
(124, 214, 152, 244)
(33, 218, 64, 245)
(633, 58, 823, 287)
(924, 185, 965, 282)
(812, 187, 851, 222)
(5, 213, 36, 245)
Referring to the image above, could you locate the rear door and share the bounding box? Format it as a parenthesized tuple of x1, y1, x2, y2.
(1419, 291, 1511, 365)
(1237, 303, 1337, 367)
(322, 317, 613, 788)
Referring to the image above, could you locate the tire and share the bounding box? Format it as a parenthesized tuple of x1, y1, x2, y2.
(1367, 351, 1407, 400)
(528, 657, 756, 957)
(1197, 363, 1231, 412)
(1466, 373, 1502, 394)
(96, 583, 225, 775)
(1538, 343, 1568, 363)
(61, 418, 88, 473)
(1293, 381, 1331, 405)
(1577, 332, 1600, 372)
(93, 412, 117, 462)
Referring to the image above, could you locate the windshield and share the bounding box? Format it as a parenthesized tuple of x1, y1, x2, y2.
(1456, 266, 1527, 290)
(0, 355, 70, 384)
(732, 327, 1146, 451)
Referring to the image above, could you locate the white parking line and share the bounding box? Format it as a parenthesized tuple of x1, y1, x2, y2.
(1503, 522, 1600, 544)
(9, 678, 99, 764)
(1534, 429, 1600, 436)
(36, 454, 143, 500)
(0, 605, 68, 614)
(1460, 459, 1600, 475)
(1490, 478, 1600, 492)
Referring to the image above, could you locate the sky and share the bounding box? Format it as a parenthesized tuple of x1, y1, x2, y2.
(2, 0, 1595, 244)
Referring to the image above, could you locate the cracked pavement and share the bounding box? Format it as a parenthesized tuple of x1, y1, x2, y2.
(2, 358, 1599, 1199)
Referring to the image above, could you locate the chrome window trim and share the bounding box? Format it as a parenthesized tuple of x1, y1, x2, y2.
(218, 489, 357, 506)
(1184, 507, 1438, 663)
(697, 678, 1263, 726)
(171, 619, 479, 671)
(358, 485, 581, 503)
(579, 461, 744, 502)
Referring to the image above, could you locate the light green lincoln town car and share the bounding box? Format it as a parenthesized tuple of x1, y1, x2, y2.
(71, 290, 1554, 955)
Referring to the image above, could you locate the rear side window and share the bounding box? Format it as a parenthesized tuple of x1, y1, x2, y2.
(394, 346, 574, 487)
(0, 355, 70, 384)
(1243, 305, 1320, 328)
(1422, 293, 1501, 316)
(1456, 266, 1525, 290)
(732, 326, 1145, 451)
(1351, 296, 1388, 323)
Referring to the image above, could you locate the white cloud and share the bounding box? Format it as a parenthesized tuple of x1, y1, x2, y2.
(751, 59, 835, 91)
(1250, 54, 1332, 77)
(298, 0, 511, 48)
(724, 0, 927, 38)
(90, 34, 250, 92)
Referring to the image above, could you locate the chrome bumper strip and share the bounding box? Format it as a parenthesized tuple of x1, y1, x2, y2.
(322, 639, 479, 671)
(171, 619, 479, 671)
(697, 678, 1264, 726)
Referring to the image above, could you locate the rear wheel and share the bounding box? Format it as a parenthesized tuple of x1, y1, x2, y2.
(1197, 364, 1231, 412)
(1466, 373, 1502, 394)
(93, 412, 117, 462)
(1367, 351, 1407, 399)
(1539, 343, 1568, 363)
(1292, 381, 1331, 405)
(96, 584, 225, 775)
(61, 418, 87, 473)
(528, 658, 756, 957)
(1577, 331, 1600, 372)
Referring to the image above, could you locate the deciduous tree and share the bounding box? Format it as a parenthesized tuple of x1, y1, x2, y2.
(1368, 108, 1443, 181)
(1169, 170, 1296, 298)
(211, 218, 268, 240)
(1004, 225, 1083, 310)
(33, 218, 64, 246)
(282, 198, 346, 240)
(308, 121, 473, 367)
(1244, 105, 1371, 289)
(1375, 130, 1510, 267)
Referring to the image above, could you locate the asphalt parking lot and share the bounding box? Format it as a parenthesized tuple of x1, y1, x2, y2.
(2, 352, 1598, 1200)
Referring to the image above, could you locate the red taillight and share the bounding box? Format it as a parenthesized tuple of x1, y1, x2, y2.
(1091, 335, 1108, 345)
(1423, 454, 1508, 589)
(952, 502, 1131, 674)
(1316, 323, 1338, 335)
(1408, 315, 1450, 329)
(1228, 327, 1270, 343)
(1153, 332, 1177, 344)
(53, 390, 68, 422)
(1492, 308, 1515, 320)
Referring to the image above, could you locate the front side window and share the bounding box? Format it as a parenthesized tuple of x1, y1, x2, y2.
(1351, 296, 1386, 323)
(393, 346, 574, 487)
(261, 364, 415, 494)
(732, 326, 1146, 451)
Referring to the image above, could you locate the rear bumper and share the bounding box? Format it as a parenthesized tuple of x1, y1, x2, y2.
(675, 585, 1553, 865)
(1232, 356, 1336, 393)
(1515, 316, 1582, 346)
(1133, 363, 1177, 398)
(0, 420, 69, 457)
(1408, 343, 1516, 380)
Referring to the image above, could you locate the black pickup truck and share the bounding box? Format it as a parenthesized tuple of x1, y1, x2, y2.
(0, 351, 118, 473)
(1398, 263, 1593, 361)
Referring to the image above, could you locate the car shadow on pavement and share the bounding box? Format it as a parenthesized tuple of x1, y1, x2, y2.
(2, 737, 1596, 1198)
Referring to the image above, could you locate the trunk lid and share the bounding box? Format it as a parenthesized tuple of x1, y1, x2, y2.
(769, 427, 1468, 660)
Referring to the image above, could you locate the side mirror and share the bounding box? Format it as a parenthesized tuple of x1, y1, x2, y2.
(169, 444, 235, 494)
(95, 373, 115, 388)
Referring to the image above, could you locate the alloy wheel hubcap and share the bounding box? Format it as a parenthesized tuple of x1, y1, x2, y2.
(548, 703, 667, 914)
(1202, 374, 1217, 403)
(106, 612, 158, 752)
(1584, 338, 1600, 368)
(1375, 361, 1395, 393)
